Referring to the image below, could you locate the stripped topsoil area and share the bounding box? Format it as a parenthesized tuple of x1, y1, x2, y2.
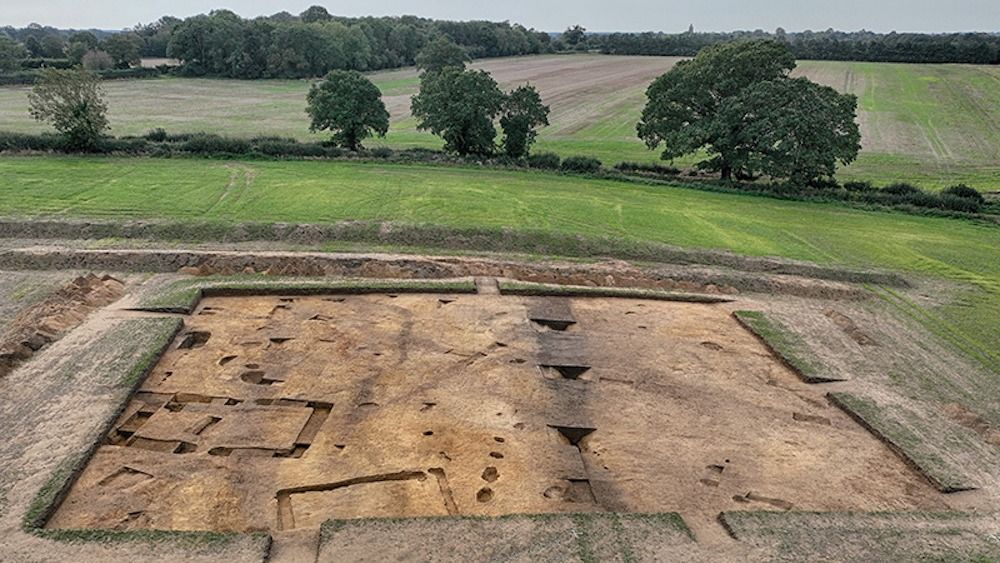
(50, 294, 943, 534)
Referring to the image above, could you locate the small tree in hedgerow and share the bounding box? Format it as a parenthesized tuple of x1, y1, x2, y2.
(411, 67, 505, 156)
(500, 85, 550, 158)
(28, 68, 109, 150)
(306, 70, 390, 151)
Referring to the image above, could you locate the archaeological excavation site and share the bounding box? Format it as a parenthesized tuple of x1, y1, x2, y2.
(0, 248, 997, 562)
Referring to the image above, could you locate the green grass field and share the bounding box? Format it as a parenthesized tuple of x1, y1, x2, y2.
(1, 155, 997, 371)
(795, 61, 1000, 189)
(0, 55, 997, 189)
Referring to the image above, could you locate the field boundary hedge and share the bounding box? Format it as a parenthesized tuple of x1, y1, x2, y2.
(0, 67, 171, 86)
(0, 131, 994, 220)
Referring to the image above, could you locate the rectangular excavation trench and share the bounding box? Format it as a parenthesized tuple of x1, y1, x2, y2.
(47, 293, 947, 533)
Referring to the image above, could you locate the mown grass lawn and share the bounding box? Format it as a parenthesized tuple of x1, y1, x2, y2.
(1, 155, 997, 372)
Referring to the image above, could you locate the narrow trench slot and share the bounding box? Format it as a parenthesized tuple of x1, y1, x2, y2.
(187, 415, 222, 436)
(284, 403, 333, 458)
(276, 492, 294, 531)
(539, 365, 592, 380)
(177, 331, 211, 349)
(548, 426, 600, 506)
(429, 468, 459, 515)
(240, 370, 284, 386)
(275, 471, 428, 529)
(531, 319, 577, 331)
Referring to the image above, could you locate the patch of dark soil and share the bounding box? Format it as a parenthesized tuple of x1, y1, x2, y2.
(942, 403, 1000, 446)
(823, 309, 877, 346)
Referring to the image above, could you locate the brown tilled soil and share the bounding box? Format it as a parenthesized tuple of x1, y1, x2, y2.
(50, 294, 944, 536)
(0, 273, 124, 378)
(382, 54, 680, 134)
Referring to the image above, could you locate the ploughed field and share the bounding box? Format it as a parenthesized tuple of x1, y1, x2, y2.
(1, 155, 997, 375)
(0, 54, 998, 188)
(49, 293, 941, 533)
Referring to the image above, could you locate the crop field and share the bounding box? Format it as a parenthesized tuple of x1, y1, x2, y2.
(1, 55, 997, 188)
(1, 155, 997, 372)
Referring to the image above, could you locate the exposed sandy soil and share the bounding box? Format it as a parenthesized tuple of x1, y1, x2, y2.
(51, 294, 943, 536)
(0, 301, 269, 562)
(0, 273, 124, 378)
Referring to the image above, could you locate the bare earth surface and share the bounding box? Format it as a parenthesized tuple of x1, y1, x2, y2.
(51, 294, 943, 536)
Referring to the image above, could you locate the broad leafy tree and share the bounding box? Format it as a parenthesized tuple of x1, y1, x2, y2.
(638, 39, 860, 184)
(562, 25, 587, 47)
(415, 37, 468, 73)
(40, 34, 66, 58)
(102, 33, 143, 68)
(24, 36, 43, 58)
(167, 11, 245, 76)
(68, 31, 99, 49)
(0, 35, 27, 72)
(28, 68, 109, 149)
(306, 70, 389, 151)
(411, 67, 505, 156)
(637, 39, 796, 180)
(300, 6, 333, 23)
(714, 77, 860, 184)
(500, 85, 550, 158)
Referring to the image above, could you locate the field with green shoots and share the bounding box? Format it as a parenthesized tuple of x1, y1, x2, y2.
(1, 55, 997, 189)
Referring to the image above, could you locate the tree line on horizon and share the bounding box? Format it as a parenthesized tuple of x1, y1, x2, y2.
(1, 8, 553, 78)
(588, 28, 1000, 65)
(3, 9, 999, 80)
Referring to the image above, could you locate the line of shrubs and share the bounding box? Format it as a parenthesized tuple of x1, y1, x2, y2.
(614, 161, 682, 177)
(0, 66, 170, 86)
(0, 129, 990, 216)
(842, 181, 986, 214)
(0, 129, 609, 173)
(615, 161, 989, 214)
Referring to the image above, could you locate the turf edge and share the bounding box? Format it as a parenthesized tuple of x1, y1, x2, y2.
(133, 277, 478, 314)
(318, 511, 694, 560)
(498, 281, 735, 303)
(732, 310, 843, 383)
(827, 392, 976, 494)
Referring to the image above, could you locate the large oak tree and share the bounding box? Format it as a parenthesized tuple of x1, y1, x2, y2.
(306, 70, 389, 151)
(638, 39, 859, 184)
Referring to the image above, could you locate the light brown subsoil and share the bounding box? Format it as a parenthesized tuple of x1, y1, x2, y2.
(0, 273, 124, 378)
(50, 293, 943, 535)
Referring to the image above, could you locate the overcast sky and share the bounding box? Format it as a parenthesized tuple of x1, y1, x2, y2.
(3, 0, 999, 33)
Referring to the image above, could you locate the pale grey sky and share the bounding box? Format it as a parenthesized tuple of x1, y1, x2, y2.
(3, 0, 999, 33)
